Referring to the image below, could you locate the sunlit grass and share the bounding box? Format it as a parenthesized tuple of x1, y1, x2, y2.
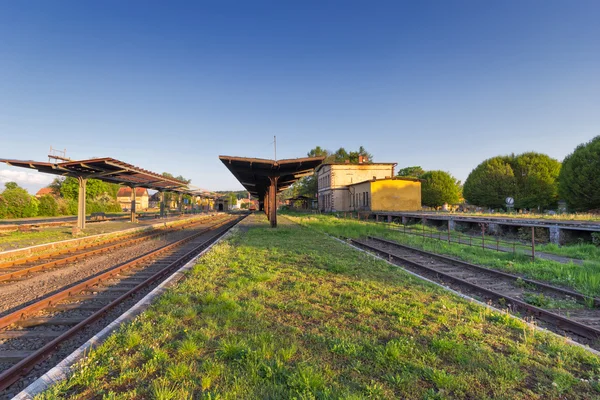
(38, 214, 600, 399)
(287, 213, 600, 298)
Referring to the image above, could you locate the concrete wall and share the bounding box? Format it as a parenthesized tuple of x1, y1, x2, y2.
(371, 180, 421, 212)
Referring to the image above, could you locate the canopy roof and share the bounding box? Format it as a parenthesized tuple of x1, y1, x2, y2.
(0, 157, 190, 192)
(218, 156, 325, 198)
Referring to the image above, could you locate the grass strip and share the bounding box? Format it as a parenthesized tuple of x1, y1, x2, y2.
(38, 215, 600, 399)
(287, 213, 600, 299)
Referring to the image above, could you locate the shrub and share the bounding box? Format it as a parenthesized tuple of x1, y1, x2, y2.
(0, 195, 7, 219)
(38, 195, 59, 216)
(1, 183, 38, 218)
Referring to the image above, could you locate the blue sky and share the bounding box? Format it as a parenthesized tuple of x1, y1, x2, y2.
(1, 1, 599, 193)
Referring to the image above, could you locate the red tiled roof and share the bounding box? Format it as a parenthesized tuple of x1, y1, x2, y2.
(36, 187, 55, 196)
(117, 187, 148, 197)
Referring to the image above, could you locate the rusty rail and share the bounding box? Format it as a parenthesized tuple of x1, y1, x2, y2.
(0, 215, 243, 391)
(0, 216, 222, 283)
(351, 237, 600, 341)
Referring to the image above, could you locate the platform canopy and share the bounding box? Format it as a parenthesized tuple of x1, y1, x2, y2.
(0, 157, 189, 191)
(0, 157, 194, 229)
(219, 155, 324, 227)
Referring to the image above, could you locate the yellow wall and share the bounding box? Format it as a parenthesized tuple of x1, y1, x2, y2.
(371, 180, 421, 211)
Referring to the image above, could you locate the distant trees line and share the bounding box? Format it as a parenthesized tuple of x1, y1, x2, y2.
(285, 136, 600, 213)
(461, 136, 600, 212)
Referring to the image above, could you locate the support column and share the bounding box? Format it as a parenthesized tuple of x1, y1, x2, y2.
(178, 193, 183, 213)
(159, 191, 165, 218)
(268, 176, 278, 228)
(130, 186, 137, 223)
(76, 176, 87, 231)
(264, 191, 269, 219)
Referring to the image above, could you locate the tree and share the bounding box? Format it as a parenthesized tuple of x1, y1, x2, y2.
(2, 182, 38, 218)
(0, 195, 7, 219)
(558, 136, 600, 211)
(463, 156, 516, 209)
(397, 166, 425, 179)
(512, 152, 561, 210)
(38, 194, 59, 216)
(420, 171, 461, 208)
(60, 178, 120, 201)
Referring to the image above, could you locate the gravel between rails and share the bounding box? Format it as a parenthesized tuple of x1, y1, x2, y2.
(0, 217, 226, 318)
(0, 218, 238, 399)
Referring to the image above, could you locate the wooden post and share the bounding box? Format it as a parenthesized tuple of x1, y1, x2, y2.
(130, 186, 137, 223)
(481, 224, 485, 250)
(76, 177, 87, 230)
(531, 226, 535, 261)
(269, 176, 278, 228)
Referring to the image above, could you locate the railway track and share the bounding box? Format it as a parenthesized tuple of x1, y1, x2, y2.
(0, 215, 218, 284)
(0, 214, 244, 393)
(350, 236, 600, 346)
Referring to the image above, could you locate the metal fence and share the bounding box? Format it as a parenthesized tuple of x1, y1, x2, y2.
(340, 212, 536, 260)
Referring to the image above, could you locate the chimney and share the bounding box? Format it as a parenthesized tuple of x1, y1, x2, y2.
(345, 159, 350, 164)
(358, 155, 364, 164)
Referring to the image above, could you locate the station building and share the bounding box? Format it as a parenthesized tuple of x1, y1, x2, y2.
(315, 160, 421, 212)
(117, 187, 149, 211)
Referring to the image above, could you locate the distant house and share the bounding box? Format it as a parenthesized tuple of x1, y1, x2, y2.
(35, 187, 57, 198)
(117, 187, 149, 211)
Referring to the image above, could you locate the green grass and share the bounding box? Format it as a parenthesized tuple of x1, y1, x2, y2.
(287, 213, 600, 299)
(0, 229, 78, 251)
(427, 211, 600, 222)
(37, 214, 600, 399)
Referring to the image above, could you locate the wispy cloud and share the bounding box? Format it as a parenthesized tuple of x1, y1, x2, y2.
(0, 169, 54, 186)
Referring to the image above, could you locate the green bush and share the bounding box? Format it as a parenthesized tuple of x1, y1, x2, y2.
(38, 195, 59, 216)
(0, 195, 7, 219)
(1, 183, 38, 218)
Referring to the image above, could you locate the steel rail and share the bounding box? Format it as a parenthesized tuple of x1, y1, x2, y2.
(0, 217, 234, 330)
(0, 215, 243, 391)
(351, 238, 600, 341)
(367, 236, 600, 307)
(0, 216, 219, 283)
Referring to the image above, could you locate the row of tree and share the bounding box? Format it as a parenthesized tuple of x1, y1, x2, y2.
(285, 137, 600, 213)
(462, 136, 600, 212)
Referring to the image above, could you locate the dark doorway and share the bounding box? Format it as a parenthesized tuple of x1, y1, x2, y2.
(218, 204, 223, 211)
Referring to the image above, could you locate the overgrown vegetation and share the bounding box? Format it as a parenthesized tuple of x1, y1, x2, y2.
(38, 215, 600, 399)
(286, 213, 600, 298)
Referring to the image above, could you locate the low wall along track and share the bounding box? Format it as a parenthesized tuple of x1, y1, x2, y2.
(0, 213, 246, 396)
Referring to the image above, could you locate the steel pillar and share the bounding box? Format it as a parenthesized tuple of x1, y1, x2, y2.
(268, 176, 278, 228)
(159, 191, 165, 218)
(76, 177, 87, 230)
(130, 186, 137, 223)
